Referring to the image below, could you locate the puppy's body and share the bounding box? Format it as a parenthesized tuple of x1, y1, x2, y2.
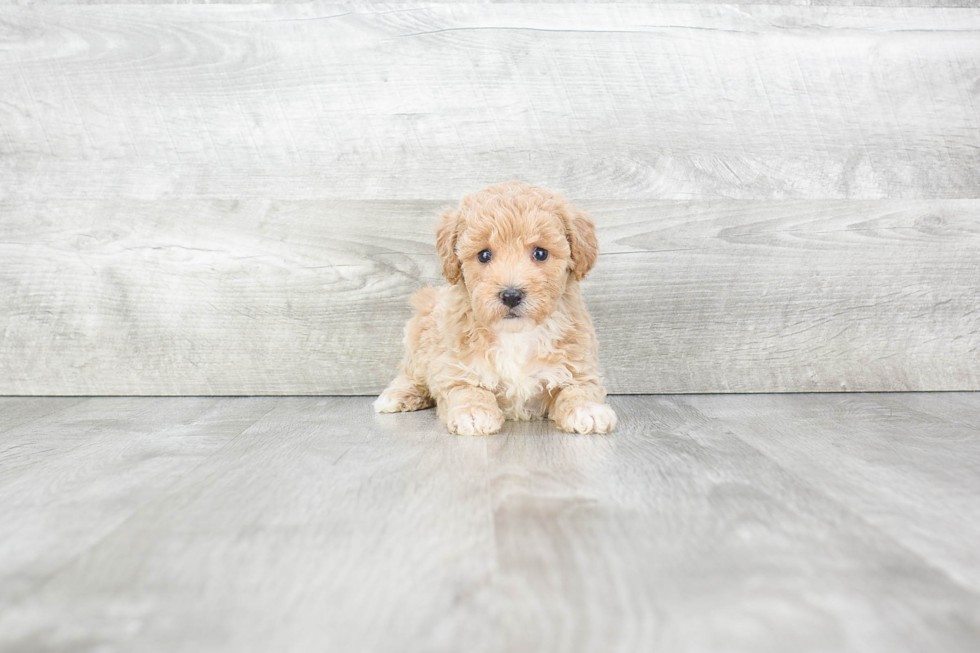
(375, 182, 616, 435)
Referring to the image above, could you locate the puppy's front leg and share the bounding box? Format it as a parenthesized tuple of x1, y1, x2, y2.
(439, 385, 504, 436)
(551, 384, 617, 434)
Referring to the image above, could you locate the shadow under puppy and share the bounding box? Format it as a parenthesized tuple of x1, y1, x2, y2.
(374, 181, 617, 435)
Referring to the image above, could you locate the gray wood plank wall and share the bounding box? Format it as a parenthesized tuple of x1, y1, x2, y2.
(1, 2, 978, 395)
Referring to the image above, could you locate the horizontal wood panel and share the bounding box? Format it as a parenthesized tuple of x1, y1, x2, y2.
(2, 199, 977, 394)
(2, 3, 978, 394)
(1, 4, 978, 200)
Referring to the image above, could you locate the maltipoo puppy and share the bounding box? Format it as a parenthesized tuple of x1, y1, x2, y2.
(374, 181, 617, 435)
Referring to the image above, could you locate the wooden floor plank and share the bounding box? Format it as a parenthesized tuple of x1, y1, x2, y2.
(874, 392, 980, 432)
(0, 398, 90, 436)
(476, 395, 980, 653)
(0, 398, 495, 653)
(1, 395, 978, 652)
(0, 398, 277, 607)
(684, 393, 980, 593)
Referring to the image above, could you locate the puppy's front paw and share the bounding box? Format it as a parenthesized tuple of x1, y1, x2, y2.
(447, 406, 504, 436)
(373, 386, 432, 413)
(556, 402, 617, 434)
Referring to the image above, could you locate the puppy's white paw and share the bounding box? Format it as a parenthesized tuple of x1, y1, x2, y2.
(558, 402, 617, 434)
(373, 390, 404, 413)
(447, 406, 504, 436)
(374, 385, 433, 413)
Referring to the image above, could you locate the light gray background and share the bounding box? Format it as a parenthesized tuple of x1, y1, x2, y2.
(2, 5, 980, 650)
(2, 0, 978, 395)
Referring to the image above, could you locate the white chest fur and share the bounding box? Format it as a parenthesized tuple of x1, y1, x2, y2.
(487, 323, 572, 420)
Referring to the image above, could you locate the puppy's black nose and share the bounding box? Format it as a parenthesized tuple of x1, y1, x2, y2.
(500, 288, 525, 308)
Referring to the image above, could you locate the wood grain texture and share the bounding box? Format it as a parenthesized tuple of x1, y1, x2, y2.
(2, 199, 978, 394)
(2, 2, 979, 395)
(1, 394, 978, 652)
(0, 397, 279, 606)
(0, 397, 88, 435)
(684, 393, 980, 593)
(479, 395, 980, 652)
(1, 4, 978, 201)
(0, 397, 496, 653)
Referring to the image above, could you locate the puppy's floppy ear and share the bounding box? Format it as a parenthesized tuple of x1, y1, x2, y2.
(565, 208, 599, 281)
(436, 207, 463, 284)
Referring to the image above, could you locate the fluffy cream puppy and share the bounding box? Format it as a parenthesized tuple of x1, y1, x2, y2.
(374, 181, 617, 436)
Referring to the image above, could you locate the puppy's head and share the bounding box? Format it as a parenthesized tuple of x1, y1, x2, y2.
(436, 181, 598, 332)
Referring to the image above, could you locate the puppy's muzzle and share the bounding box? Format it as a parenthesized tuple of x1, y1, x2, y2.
(500, 288, 525, 308)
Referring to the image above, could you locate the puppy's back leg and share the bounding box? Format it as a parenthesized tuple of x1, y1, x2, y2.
(374, 374, 434, 413)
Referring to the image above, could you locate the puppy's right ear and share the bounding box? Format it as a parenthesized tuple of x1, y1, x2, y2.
(436, 207, 462, 284)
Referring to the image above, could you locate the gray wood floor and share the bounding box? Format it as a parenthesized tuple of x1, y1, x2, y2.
(1, 393, 978, 652)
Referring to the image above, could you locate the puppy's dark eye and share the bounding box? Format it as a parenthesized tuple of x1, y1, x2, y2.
(477, 249, 492, 264)
(532, 247, 549, 262)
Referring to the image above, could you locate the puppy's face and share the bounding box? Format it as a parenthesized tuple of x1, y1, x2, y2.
(457, 208, 571, 331)
(437, 183, 599, 332)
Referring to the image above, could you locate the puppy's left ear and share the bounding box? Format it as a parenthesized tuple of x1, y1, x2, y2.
(565, 208, 599, 281)
(436, 207, 463, 284)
